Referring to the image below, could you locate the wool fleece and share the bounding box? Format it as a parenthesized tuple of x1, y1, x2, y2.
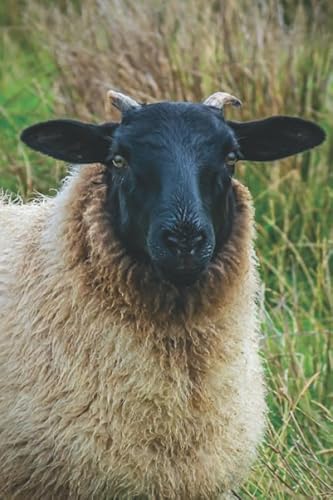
(0, 164, 266, 499)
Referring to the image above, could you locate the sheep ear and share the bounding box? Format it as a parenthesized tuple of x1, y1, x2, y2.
(228, 116, 325, 162)
(20, 120, 118, 164)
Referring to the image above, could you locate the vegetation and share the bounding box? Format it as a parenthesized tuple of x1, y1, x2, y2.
(1, 0, 332, 497)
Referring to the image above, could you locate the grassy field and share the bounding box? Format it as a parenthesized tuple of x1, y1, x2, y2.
(1, 0, 332, 497)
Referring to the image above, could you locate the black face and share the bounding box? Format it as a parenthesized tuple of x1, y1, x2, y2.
(20, 98, 325, 286)
(106, 104, 238, 285)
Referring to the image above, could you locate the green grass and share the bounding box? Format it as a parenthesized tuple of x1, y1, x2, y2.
(0, 26, 64, 196)
(1, 0, 332, 497)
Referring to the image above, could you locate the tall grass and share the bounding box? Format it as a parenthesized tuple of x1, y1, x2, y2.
(0, 19, 63, 195)
(1, 0, 333, 497)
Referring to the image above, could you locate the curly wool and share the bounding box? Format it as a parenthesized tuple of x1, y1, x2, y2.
(0, 164, 266, 499)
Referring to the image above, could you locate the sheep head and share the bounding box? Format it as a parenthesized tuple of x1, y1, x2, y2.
(21, 91, 325, 286)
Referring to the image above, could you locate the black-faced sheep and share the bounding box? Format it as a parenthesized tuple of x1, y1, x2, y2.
(0, 91, 325, 499)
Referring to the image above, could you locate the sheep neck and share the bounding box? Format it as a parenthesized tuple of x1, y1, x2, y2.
(62, 164, 256, 330)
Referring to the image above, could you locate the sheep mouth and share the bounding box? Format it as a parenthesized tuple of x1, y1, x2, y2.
(154, 263, 206, 287)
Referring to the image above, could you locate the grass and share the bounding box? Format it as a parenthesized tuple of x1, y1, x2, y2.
(0, 21, 64, 195)
(1, 0, 332, 497)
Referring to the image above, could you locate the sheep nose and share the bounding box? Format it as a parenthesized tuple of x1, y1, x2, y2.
(163, 229, 206, 256)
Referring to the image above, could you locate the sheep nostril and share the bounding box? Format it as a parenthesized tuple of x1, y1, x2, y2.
(192, 231, 205, 248)
(163, 231, 181, 251)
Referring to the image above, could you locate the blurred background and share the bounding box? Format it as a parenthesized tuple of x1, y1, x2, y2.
(1, 0, 332, 497)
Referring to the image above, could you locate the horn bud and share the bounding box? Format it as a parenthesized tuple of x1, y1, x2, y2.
(106, 90, 140, 113)
(203, 92, 242, 110)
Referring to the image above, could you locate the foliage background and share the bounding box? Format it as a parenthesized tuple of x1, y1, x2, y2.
(0, 0, 332, 497)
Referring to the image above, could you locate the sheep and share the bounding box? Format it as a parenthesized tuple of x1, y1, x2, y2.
(0, 90, 325, 499)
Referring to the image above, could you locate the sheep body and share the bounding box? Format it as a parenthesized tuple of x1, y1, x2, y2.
(0, 164, 265, 499)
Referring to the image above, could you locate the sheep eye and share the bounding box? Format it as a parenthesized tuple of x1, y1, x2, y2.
(225, 151, 238, 166)
(112, 155, 128, 169)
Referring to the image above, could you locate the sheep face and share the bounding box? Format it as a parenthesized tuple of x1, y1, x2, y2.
(21, 96, 325, 286)
(106, 103, 238, 285)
